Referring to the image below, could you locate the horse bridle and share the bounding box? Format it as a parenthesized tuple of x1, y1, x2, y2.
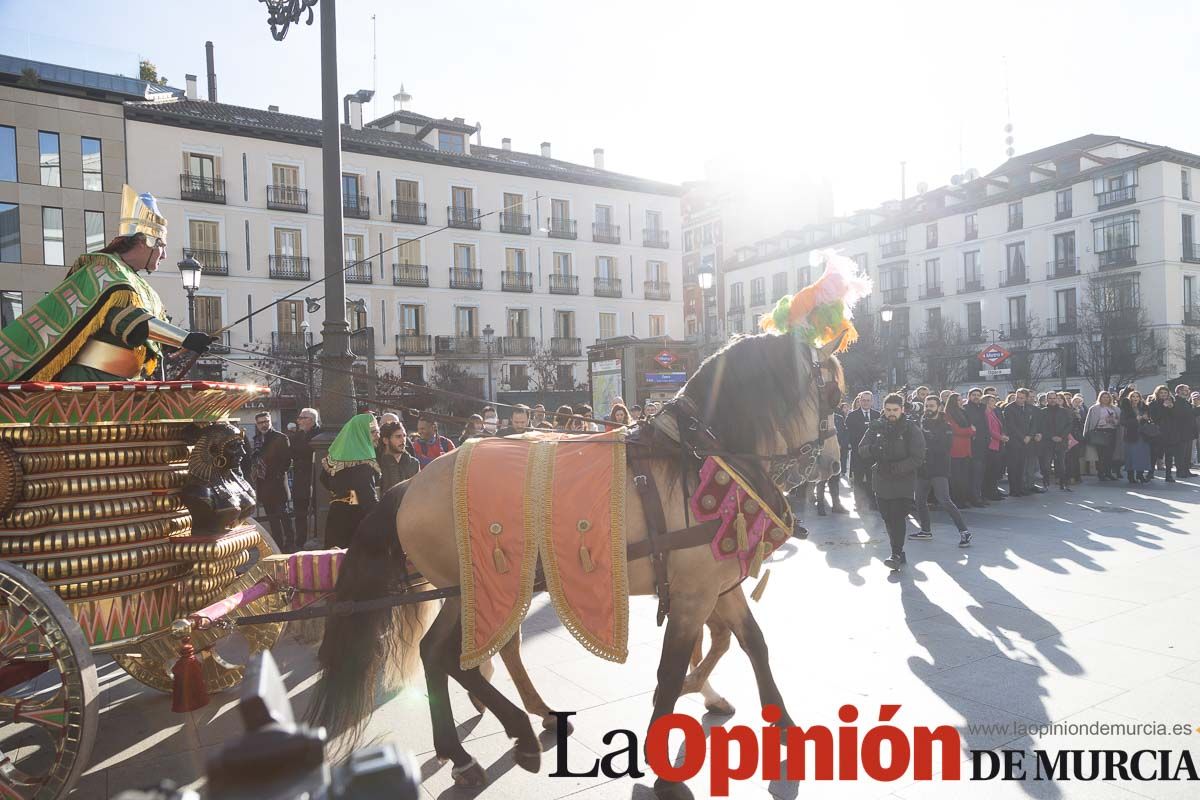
(768, 344, 839, 486)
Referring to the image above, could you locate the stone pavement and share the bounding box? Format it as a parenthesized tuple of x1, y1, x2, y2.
(81, 476, 1200, 800)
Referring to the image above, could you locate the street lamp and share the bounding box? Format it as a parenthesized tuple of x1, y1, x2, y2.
(697, 256, 715, 346)
(879, 305, 894, 323)
(483, 323, 496, 402)
(879, 305, 896, 388)
(177, 255, 203, 330)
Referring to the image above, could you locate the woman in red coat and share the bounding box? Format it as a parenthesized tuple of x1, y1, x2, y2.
(945, 393, 977, 507)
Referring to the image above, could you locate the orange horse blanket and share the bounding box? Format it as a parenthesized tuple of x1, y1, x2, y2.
(454, 430, 628, 669)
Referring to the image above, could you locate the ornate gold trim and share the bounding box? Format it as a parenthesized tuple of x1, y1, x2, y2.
(17, 444, 189, 475)
(0, 514, 189, 554)
(50, 562, 190, 601)
(6, 541, 173, 580)
(19, 467, 185, 501)
(711, 455, 790, 534)
(2, 493, 183, 529)
(0, 423, 187, 446)
(454, 440, 479, 666)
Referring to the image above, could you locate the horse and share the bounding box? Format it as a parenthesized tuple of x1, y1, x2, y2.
(308, 330, 846, 798)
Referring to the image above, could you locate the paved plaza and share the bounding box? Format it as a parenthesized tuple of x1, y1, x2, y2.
(82, 477, 1200, 799)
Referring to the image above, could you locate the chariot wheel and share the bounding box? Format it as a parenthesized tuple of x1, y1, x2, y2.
(113, 520, 286, 697)
(0, 561, 98, 800)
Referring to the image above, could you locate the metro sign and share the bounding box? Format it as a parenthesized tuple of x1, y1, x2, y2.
(654, 350, 677, 367)
(978, 345, 1011, 367)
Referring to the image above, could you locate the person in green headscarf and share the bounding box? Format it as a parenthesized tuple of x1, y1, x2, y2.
(319, 413, 381, 549)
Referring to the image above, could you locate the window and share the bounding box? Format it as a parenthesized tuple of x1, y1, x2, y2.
(684, 230, 695, 252)
(1056, 189, 1073, 218)
(879, 229, 906, 256)
(553, 252, 572, 275)
(926, 307, 941, 331)
(556, 364, 574, 390)
(1093, 212, 1139, 258)
(39, 132, 60, 187)
(0, 291, 21, 326)
(924, 258, 941, 287)
(505, 247, 527, 273)
(596, 256, 617, 279)
(1183, 169, 1192, 201)
(438, 131, 465, 154)
(647, 261, 666, 283)
(348, 301, 368, 330)
(189, 219, 220, 254)
(194, 296, 222, 334)
(274, 227, 302, 257)
(963, 250, 981, 286)
(344, 233, 365, 270)
(1008, 296, 1027, 335)
(649, 314, 666, 337)
(0, 203, 18, 262)
(342, 173, 362, 202)
(964, 213, 978, 239)
(189, 153, 216, 181)
(79, 137, 103, 192)
(551, 198, 570, 221)
(396, 238, 420, 265)
(555, 310, 576, 337)
(1056, 288, 1077, 329)
(852, 253, 868, 272)
(1094, 169, 1137, 207)
(507, 308, 529, 338)
(595, 205, 613, 225)
(1184, 214, 1196, 261)
(966, 302, 982, 338)
(454, 306, 478, 337)
(507, 364, 529, 390)
(879, 265, 906, 296)
(599, 312, 617, 340)
(1005, 242, 1026, 282)
(729, 282, 744, 307)
(702, 223, 714, 245)
(42, 207, 64, 265)
(85, 210, 105, 252)
(796, 266, 811, 287)
(451, 186, 473, 212)
(645, 209, 663, 231)
(750, 277, 766, 306)
(453, 243, 475, 268)
(1007, 201, 1023, 231)
(926, 223, 938, 249)
(277, 299, 304, 333)
(1053, 232, 1076, 272)
(400, 304, 425, 335)
(0, 126, 14, 182)
(273, 163, 300, 188)
(772, 271, 788, 298)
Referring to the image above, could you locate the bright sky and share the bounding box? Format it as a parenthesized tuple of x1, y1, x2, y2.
(2, 0, 1197, 214)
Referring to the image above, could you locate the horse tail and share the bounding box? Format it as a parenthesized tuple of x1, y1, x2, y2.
(307, 480, 435, 746)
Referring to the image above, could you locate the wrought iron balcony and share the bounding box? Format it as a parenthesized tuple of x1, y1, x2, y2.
(350, 327, 375, 357)
(1047, 316, 1079, 336)
(500, 212, 530, 234)
(180, 173, 225, 204)
(880, 287, 908, 304)
(343, 195, 370, 219)
(549, 273, 579, 295)
(502, 271, 533, 292)
(1097, 246, 1137, 271)
(434, 336, 485, 356)
(879, 240, 906, 258)
(395, 334, 432, 356)
(269, 254, 310, 280)
(644, 281, 671, 301)
(501, 336, 535, 357)
(1056, 202, 1073, 221)
(392, 263, 429, 287)
(1184, 305, 1200, 326)
(551, 336, 581, 357)
(266, 185, 307, 213)
(998, 323, 1029, 340)
(1097, 185, 1136, 210)
(183, 247, 228, 276)
(595, 277, 623, 298)
(999, 267, 1029, 288)
(593, 222, 621, 244)
(1046, 258, 1080, 280)
(1183, 242, 1200, 263)
(964, 328, 988, 344)
(957, 276, 985, 294)
(270, 331, 312, 355)
(448, 206, 481, 229)
(548, 217, 577, 239)
(391, 200, 427, 225)
(643, 228, 670, 248)
(918, 282, 943, 300)
(449, 267, 483, 289)
(750, 291, 766, 307)
(345, 260, 373, 284)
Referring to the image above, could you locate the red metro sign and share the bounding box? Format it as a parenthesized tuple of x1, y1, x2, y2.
(977, 345, 1011, 367)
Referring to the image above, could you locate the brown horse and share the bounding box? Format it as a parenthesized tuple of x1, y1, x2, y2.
(308, 331, 845, 797)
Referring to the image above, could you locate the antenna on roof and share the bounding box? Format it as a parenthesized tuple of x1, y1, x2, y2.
(371, 14, 378, 122)
(1003, 55, 1015, 158)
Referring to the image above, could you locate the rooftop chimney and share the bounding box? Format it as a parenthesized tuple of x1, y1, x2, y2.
(348, 98, 364, 130)
(205, 41, 217, 102)
(593, 147, 605, 170)
(502, 138, 511, 151)
(268, 105, 279, 113)
(540, 141, 551, 158)
(185, 74, 198, 101)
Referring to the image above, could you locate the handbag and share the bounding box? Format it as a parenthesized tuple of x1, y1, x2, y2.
(1140, 421, 1161, 439)
(1087, 428, 1116, 449)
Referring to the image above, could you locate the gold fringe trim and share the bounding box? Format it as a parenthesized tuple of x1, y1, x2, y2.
(749, 540, 766, 579)
(29, 289, 142, 382)
(750, 568, 771, 602)
(735, 510, 749, 552)
(579, 544, 595, 573)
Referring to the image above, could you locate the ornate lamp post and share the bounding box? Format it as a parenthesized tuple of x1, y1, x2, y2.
(880, 305, 896, 389)
(177, 255, 203, 330)
(697, 256, 714, 349)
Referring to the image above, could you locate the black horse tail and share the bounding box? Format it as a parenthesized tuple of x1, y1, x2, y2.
(306, 480, 435, 748)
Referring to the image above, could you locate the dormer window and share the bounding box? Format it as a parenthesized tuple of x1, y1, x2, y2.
(438, 131, 465, 154)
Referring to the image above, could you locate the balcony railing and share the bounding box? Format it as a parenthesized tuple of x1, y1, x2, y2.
(549, 274, 579, 295)
(270, 331, 313, 355)
(1046, 258, 1080, 280)
(448, 206, 481, 229)
(964, 328, 987, 344)
(395, 334, 432, 355)
(548, 217, 577, 239)
(1047, 316, 1079, 336)
(1097, 246, 1137, 271)
(1183, 241, 1200, 263)
(392, 263, 429, 287)
(1056, 202, 1073, 221)
(595, 277, 623, 298)
(957, 276, 985, 294)
(918, 282, 943, 300)
(343, 195, 370, 219)
(750, 292, 766, 307)
(180, 173, 225, 204)
(269, 254, 310, 280)
(999, 267, 1029, 288)
(1097, 186, 1136, 210)
(499, 212, 530, 234)
(551, 336, 581, 357)
(435, 336, 484, 356)
(501, 336, 535, 356)
(182, 247, 228, 276)
(593, 222, 621, 244)
(350, 327, 374, 357)
(266, 185, 307, 213)
(449, 268, 483, 289)
(345, 260, 373, 284)
(643, 228, 670, 248)
(502, 271, 533, 292)
(998, 323, 1029, 341)
(880, 240, 906, 258)
(644, 281, 671, 301)
(391, 200, 427, 225)
(880, 287, 908, 304)
(1184, 305, 1200, 326)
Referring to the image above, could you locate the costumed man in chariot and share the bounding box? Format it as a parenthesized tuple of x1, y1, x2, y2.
(0, 185, 213, 382)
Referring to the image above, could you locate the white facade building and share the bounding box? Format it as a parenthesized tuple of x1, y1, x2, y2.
(123, 91, 682, 399)
(722, 135, 1200, 396)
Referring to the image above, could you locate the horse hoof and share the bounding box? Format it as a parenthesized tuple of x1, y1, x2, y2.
(451, 758, 486, 787)
(704, 697, 736, 716)
(542, 714, 574, 735)
(653, 777, 694, 800)
(469, 692, 486, 714)
(514, 746, 542, 773)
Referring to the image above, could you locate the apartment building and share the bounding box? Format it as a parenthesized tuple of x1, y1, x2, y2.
(0, 55, 180, 323)
(122, 83, 682, 397)
(722, 134, 1200, 394)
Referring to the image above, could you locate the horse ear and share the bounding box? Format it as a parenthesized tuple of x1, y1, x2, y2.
(817, 330, 848, 362)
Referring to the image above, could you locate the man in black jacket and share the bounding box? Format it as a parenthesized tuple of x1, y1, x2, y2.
(1003, 389, 1039, 496)
(1040, 392, 1075, 490)
(845, 391, 881, 509)
(858, 393, 926, 570)
(964, 387, 990, 505)
(251, 412, 296, 551)
(289, 407, 321, 550)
